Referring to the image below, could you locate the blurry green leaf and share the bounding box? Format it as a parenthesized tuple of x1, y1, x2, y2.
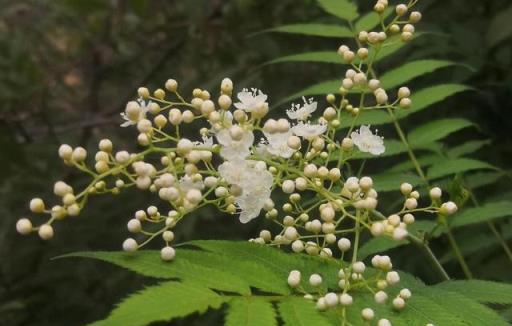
(447, 140, 490, 158)
(265, 51, 341, 66)
(380, 60, 459, 89)
(317, 0, 358, 22)
(261, 24, 353, 38)
(355, 8, 393, 31)
(434, 280, 512, 305)
(451, 201, 512, 228)
(372, 172, 424, 192)
(465, 171, 505, 189)
(388, 154, 442, 173)
(486, 5, 512, 47)
(226, 297, 276, 326)
(407, 118, 474, 146)
(427, 158, 498, 180)
(89, 281, 224, 326)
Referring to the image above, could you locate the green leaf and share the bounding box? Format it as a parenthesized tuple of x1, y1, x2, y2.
(380, 60, 459, 90)
(451, 201, 512, 228)
(338, 84, 471, 128)
(486, 5, 512, 47)
(265, 51, 341, 66)
(447, 140, 490, 158)
(355, 8, 393, 31)
(89, 281, 224, 326)
(407, 118, 474, 146)
(226, 297, 277, 326)
(434, 280, 512, 305)
(261, 24, 353, 38)
(61, 250, 252, 295)
(388, 154, 441, 173)
(372, 172, 424, 192)
(427, 158, 498, 180)
(278, 297, 331, 326)
(317, 0, 358, 22)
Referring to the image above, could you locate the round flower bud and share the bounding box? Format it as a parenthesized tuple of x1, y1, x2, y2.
(161, 246, 176, 261)
(374, 291, 388, 304)
(221, 78, 233, 94)
(345, 177, 360, 193)
(358, 31, 368, 42)
(71, 147, 87, 162)
(393, 297, 406, 310)
(98, 139, 113, 152)
(16, 218, 33, 235)
(386, 271, 400, 285)
(396, 3, 408, 16)
(440, 201, 458, 215)
(204, 176, 218, 188)
(177, 138, 193, 154)
(375, 89, 388, 104)
(282, 180, 295, 194)
(284, 226, 299, 241)
(371, 222, 385, 236)
(127, 219, 141, 233)
(338, 238, 351, 252)
(343, 51, 355, 63)
(401, 31, 413, 42)
(291, 240, 305, 252)
(287, 270, 301, 287)
(309, 274, 322, 286)
(30, 198, 45, 213)
(38, 224, 54, 240)
(393, 227, 408, 241)
(378, 319, 392, 326)
(342, 137, 354, 151)
(429, 187, 442, 200)
(295, 177, 308, 191)
(58, 144, 73, 160)
(352, 261, 366, 274)
(259, 230, 271, 242)
(361, 308, 374, 321)
(368, 79, 380, 90)
(409, 11, 422, 23)
(400, 288, 412, 299)
(316, 297, 327, 311)
(137, 87, 150, 99)
(353, 72, 367, 85)
(324, 292, 339, 307)
(320, 206, 335, 222)
(398, 86, 410, 99)
(54, 181, 72, 197)
(342, 78, 354, 90)
(399, 97, 412, 109)
(400, 182, 413, 195)
(123, 238, 138, 252)
(403, 213, 415, 225)
(403, 24, 415, 34)
(165, 79, 178, 92)
(359, 176, 373, 191)
(304, 164, 317, 178)
(182, 110, 194, 123)
(185, 189, 202, 205)
(339, 293, 353, 306)
(287, 135, 301, 150)
(357, 47, 369, 59)
(337, 45, 349, 55)
(323, 107, 337, 121)
(405, 198, 418, 210)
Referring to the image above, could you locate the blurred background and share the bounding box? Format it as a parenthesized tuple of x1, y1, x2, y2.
(1, 0, 511, 325)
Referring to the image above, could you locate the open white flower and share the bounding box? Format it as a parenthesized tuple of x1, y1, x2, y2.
(263, 130, 295, 158)
(287, 97, 317, 121)
(178, 175, 205, 193)
(292, 121, 327, 139)
(193, 136, 213, 149)
(120, 99, 150, 127)
(234, 88, 268, 112)
(219, 160, 273, 223)
(215, 128, 254, 161)
(350, 125, 385, 155)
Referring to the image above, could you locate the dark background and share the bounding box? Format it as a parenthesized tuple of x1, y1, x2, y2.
(1, 0, 511, 325)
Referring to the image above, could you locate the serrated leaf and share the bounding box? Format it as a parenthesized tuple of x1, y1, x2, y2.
(278, 297, 331, 326)
(427, 158, 498, 180)
(434, 280, 512, 305)
(338, 84, 471, 128)
(226, 297, 277, 326)
(447, 140, 490, 158)
(379, 60, 459, 90)
(355, 8, 393, 31)
(262, 23, 353, 38)
(89, 281, 225, 326)
(451, 201, 512, 228)
(62, 250, 252, 295)
(407, 118, 474, 146)
(317, 0, 358, 22)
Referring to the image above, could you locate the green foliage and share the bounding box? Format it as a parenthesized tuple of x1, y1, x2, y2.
(66, 241, 511, 326)
(427, 158, 498, 180)
(262, 24, 353, 38)
(407, 118, 474, 147)
(316, 0, 358, 22)
(434, 280, 512, 305)
(450, 201, 512, 228)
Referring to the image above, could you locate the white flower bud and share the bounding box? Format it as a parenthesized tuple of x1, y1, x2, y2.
(404, 198, 418, 210)
(186, 189, 202, 205)
(123, 238, 138, 252)
(324, 292, 339, 307)
(398, 86, 411, 99)
(295, 177, 308, 191)
(177, 138, 193, 154)
(337, 45, 349, 55)
(16, 218, 33, 235)
(30, 198, 45, 213)
(201, 100, 215, 116)
(386, 271, 400, 285)
(229, 125, 244, 141)
(165, 79, 178, 92)
(396, 3, 407, 16)
(393, 228, 408, 241)
(403, 213, 415, 224)
(359, 176, 373, 191)
(400, 182, 413, 195)
(221, 78, 233, 94)
(161, 246, 176, 261)
(368, 79, 380, 90)
(339, 293, 353, 306)
(374, 290, 388, 304)
(71, 147, 87, 162)
(429, 187, 442, 199)
(343, 51, 355, 63)
(352, 261, 366, 274)
(127, 219, 141, 233)
(291, 240, 304, 252)
(409, 11, 422, 23)
(403, 24, 415, 34)
(316, 297, 327, 311)
(375, 89, 388, 104)
(393, 297, 406, 310)
(287, 270, 301, 287)
(361, 308, 374, 320)
(342, 78, 354, 90)
(345, 177, 360, 193)
(137, 119, 152, 133)
(276, 118, 290, 132)
(378, 319, 392, 326)
(38, 224, 54, 240)
(320, 206, 335, 222)
(54, 181, 72, 197)
(284, 226, 298, 241)
(400, 288, 412, 299)
(282, 180, 295, 194)
(342, 137, 354, 151)
(440, 201, 458, 215)
(98, 139, 113, 152)
(58, 144, 73, 160)
(371, 222, 385, 236)
(304, 164, 317, 178)
(309, 274, 322, 286)
(337, 237, 351, 252)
